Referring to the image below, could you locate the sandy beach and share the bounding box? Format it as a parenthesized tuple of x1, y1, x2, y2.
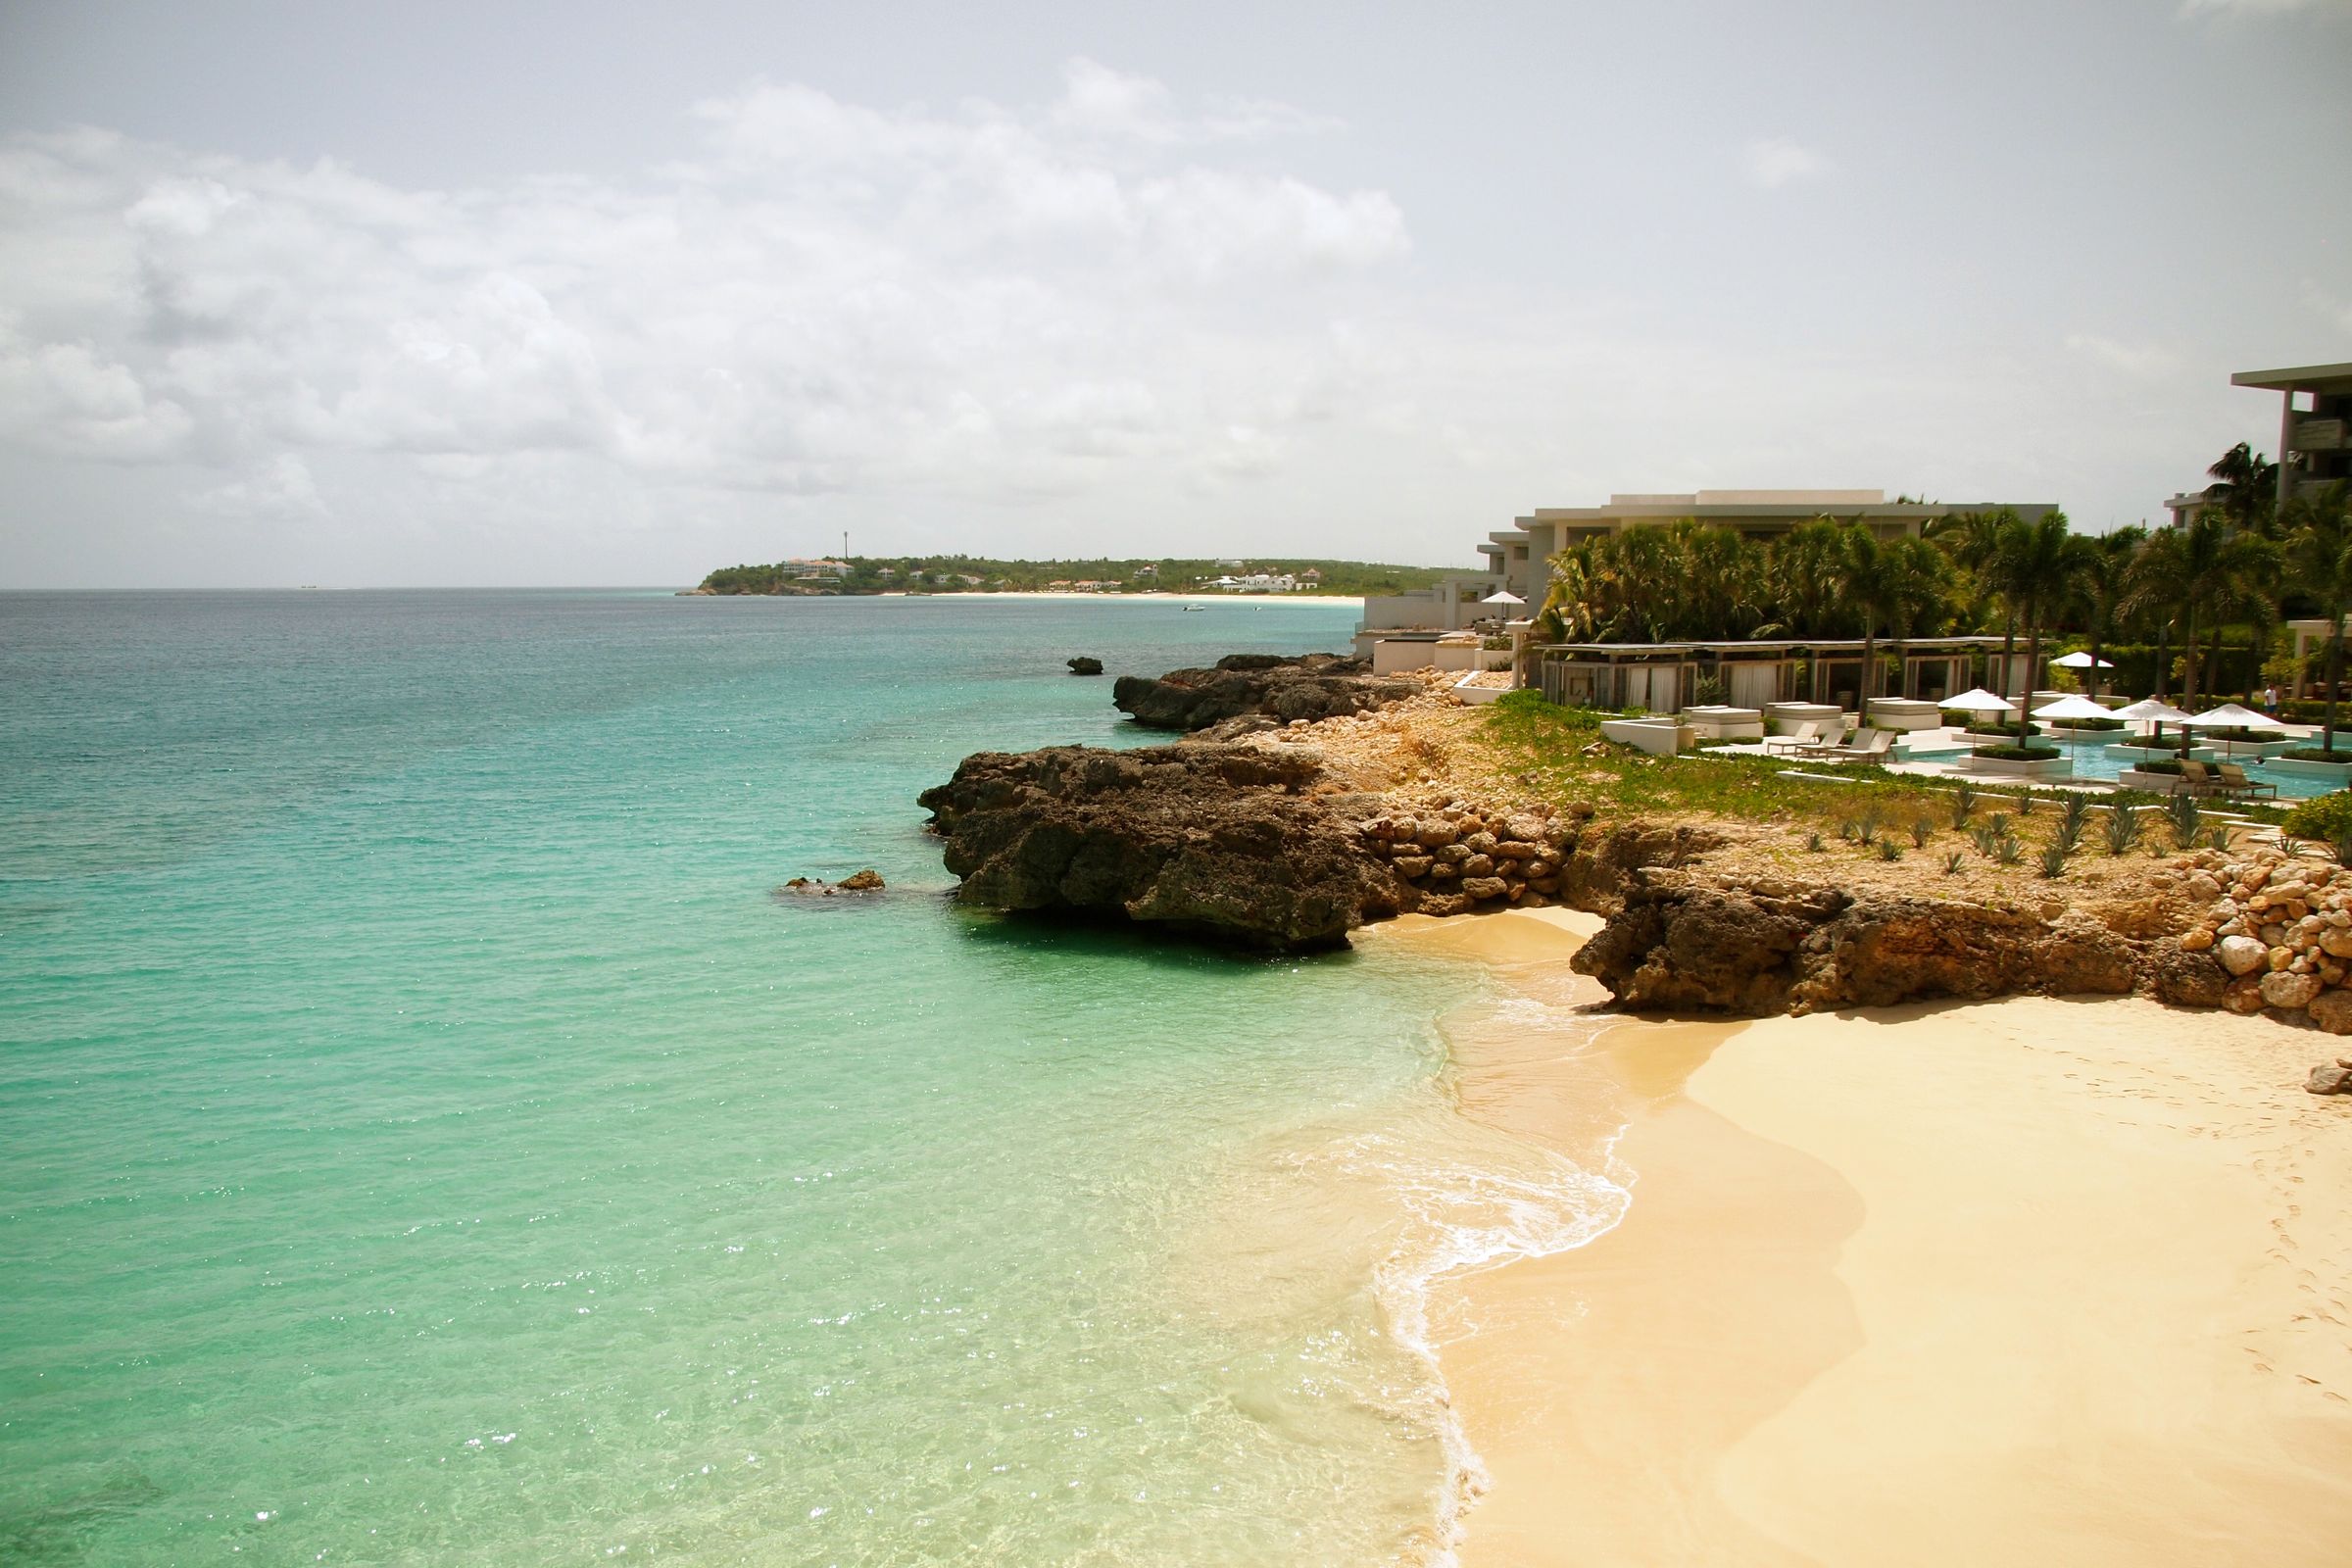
(1388, 908, 2352, 1566)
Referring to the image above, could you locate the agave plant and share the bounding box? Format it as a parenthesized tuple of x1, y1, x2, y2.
(2018, 792, 2037, 818)
(1942, 850, 1965, 875)
(1910, 817, 1932, 849)
(2059, 793, 2091, 841)
(2037, 843, 2068, 878)
(1878, 840, 1903, 862)
(2103, 806, 2143, 856)
(1806, 830, 1826, 853)
(1838, 818, 1859, 842)
(1987, 812, 2011, 841)
(1856, 807, 1883, 846)
(2204, 824, 2232, 852)
(2052, 823, 2082, 858)
(1994, 836, 2024, 866)
(2168, 793, 2202, 849)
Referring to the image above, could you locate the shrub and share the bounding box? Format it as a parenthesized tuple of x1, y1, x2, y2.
(2282, 791, 2352, 856)
(2041, 715, 2126, 731)
(2281, 746, 2352, 764)
(2132, 758, 2184, 775)
(1976, 745, 2062, 761)
(1961, 720, 2042, 737)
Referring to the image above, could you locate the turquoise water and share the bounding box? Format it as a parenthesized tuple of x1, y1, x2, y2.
(0, 592, 1608, 1566)
(2032, 735, 2333, 799)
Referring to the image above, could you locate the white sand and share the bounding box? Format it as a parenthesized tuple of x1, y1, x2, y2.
(1390, 909, 2352, 1565)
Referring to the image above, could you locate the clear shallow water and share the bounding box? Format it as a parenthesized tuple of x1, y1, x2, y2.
(0, 592, 1615, 1566)
(2031, 735, 2332, 799)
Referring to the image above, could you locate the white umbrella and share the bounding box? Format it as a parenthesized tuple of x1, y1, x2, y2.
(2111, 696, 2194, 750)
(2033, 694, 2115, 771)
(2184, 702, 2284, 730)
(1942, 687, 2015, 713)
(1480, 589, 1525, 606)
(2049, 652, 2114, 669)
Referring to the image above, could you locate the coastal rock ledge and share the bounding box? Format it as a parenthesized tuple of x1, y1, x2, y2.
(917, 744, 1403, 950)
(1111, 653, 1421, 731)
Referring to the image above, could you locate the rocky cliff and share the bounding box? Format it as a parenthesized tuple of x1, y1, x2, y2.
(1111, 653, 1423, 731)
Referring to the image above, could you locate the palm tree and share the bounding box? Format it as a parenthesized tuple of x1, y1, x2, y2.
(1878, 536, 1956, 699)
(2126, 511, 2276, 716)
(1766, 517, 1855, 639)
(2127, 527, 2185, 698)
(2283, 481, 2352, 755)
(1986, 511, 2094, 747)
(2205, 442, 2280, 536)
(1930, 506, 2023, 693)
(2078, 523, 2147, 703)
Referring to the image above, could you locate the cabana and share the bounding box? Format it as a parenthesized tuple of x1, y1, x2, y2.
(1533, 635, 2016, 714)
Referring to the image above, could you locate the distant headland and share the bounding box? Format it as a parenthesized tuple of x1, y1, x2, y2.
(686, 554, 1452, 598)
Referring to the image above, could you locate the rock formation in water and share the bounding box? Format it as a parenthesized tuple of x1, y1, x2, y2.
(1067, 657, 1103, 675)
(1111, 653, 1421, 731)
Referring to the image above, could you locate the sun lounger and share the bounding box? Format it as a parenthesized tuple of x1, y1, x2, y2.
(1762, 719, 1833, 755)
(2213, 760, 2278, 801)
(2176, 760, 2231, 798)
(1806, 726, 1894, 761)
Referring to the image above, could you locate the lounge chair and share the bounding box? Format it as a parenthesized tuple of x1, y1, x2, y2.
(1762, 719, 1833, 755)
(2213, 761, 2278, 801)
(2176, 760, 2230, 798)
(1809, 726, 1895, 761)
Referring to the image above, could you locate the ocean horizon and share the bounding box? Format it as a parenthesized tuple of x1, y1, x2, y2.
(0, 589, 1621, 1565)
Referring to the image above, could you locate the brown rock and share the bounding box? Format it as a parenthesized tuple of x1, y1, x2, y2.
(2180, 927, 2215, 952)
(2150, 946, 2230, 1008)
(1392, 856, 1432, 878)
(1459, 876, 1510, 903)
(2222, 976, 2268, 1015)
(2308, 989, 2352, 1036)
(1462, 854, 1495, 878)
(2260, 970, 2322, 1011)
(2215, 935, 2270, 976)
(837, 868, 886, 891)
(2307, 1062, 2352, 1095)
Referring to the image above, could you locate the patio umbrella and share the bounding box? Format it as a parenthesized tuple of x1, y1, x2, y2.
(2033, 694, 2116, 771)
(2111, 697, 2194, 753)
(2049, 652, 2114, 669)
(2179, 701, 2284, 760)
(1480, 590, 1525, 606)
(1940, 687, 2016, 746)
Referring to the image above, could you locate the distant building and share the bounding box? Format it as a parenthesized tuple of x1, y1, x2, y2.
(1212, 572, 1297, 593)
(1135, 563, 1157, 577)
(1299, 567, 1323, 582)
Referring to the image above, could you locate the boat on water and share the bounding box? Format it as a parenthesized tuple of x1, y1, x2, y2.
(1182, 604, 1207, 612)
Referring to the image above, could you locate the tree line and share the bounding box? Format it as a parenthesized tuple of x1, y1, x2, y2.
(1536, 449, 2352, 754)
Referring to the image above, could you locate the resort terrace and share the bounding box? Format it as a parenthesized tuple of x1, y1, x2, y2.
(1533, 635, 2024, 713)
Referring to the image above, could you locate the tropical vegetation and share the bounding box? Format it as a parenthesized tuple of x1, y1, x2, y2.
(1530, 456, 2343, 718)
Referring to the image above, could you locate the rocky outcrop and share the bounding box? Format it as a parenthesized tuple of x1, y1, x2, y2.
(1111, 653, 1421, 731)
(1067, 657, 1103, 675)
(1572, 877, 2139, 1015)
(781, 869, 886, 896)
(917, 744, 1407, 950)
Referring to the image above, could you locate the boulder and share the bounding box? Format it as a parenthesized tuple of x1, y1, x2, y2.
(2259, 970, 2322, 1011)
(2308, 989, 2352, 1036)
(918, 743, 1403, 951)
(1067, 657, 1104, 675)
(2149, 946, 2230, 1008)
(837, 868, 886, 891)
(1459, 876, 1510, 903)
(2215, 934, 2270, 976)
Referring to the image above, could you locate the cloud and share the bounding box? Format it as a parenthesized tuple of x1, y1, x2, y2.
(189, 454, 323, 517)
(2063, 332, 2176, 378)
(0, 62, 1404, 514)
(1740, 137, 1830, 190)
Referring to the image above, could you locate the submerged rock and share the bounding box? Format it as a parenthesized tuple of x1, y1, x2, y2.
(780, 869, 886, 897)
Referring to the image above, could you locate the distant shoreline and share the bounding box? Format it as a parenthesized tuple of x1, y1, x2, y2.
(687, 588, 1367, 607)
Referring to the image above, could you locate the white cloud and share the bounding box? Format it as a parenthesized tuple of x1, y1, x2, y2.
(1740, 136, 1830, 190)
(0, 62, 1404, 515)
(2063, 332, 2176, 378)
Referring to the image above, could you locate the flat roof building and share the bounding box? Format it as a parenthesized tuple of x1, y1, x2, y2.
(2232, 361, 2352, 507)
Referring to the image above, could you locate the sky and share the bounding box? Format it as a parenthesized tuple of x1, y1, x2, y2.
(0, 0, 2346, 587)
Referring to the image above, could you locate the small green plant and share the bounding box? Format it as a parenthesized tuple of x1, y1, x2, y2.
(1951, 781, 1978, 828)
(2277, 834, 2305, 858)
(2059, 793, 2091, 841)
(1910, 817, 1932, 849)
(1855, 807, 1883, 846)
(1837, 818, 1859, 842)
(2017, 792, 2037, 818)
(2167, 793, 2202, 849)
(1993, 836, 2024, 866)
(1878, 840, 1903, 861)
(2102, 805, 2143, 856)
(1971, 824, 1998, 857)
(1942, 850, 1965, 875)
(2052, 823, 2082, 857)
(2037, 843, 2068, 878)
(1806, 830, 1826, 852)
(2203, 824, 2232, 852)
(1986, 811, 2010, 841)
